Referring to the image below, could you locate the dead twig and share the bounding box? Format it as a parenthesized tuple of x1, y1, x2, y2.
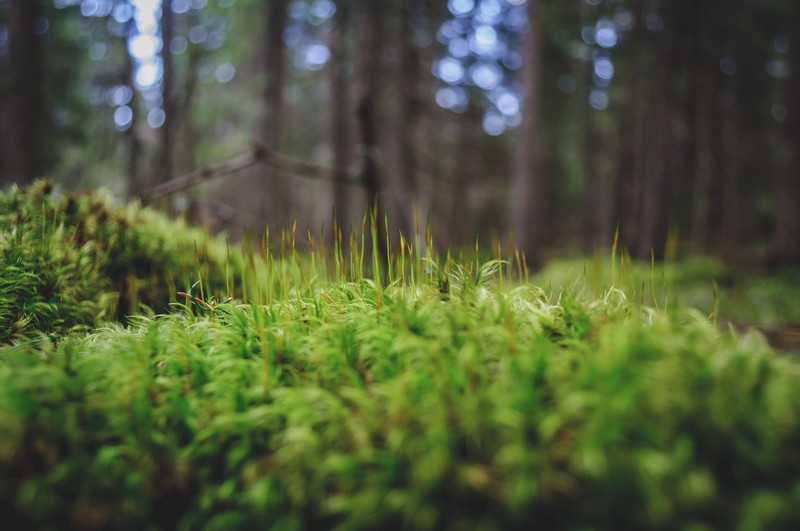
(146, 142, 360, 201)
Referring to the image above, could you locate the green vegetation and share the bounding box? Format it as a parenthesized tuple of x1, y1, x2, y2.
(536, 255, 800, 329)
(0, 181, 238, 343)
(2, 182, 800, 530)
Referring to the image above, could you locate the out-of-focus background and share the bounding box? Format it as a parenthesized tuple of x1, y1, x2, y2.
(0, 0, 797, 266)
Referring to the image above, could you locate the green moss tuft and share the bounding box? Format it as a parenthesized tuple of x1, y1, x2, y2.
(0, 181, 239, 343)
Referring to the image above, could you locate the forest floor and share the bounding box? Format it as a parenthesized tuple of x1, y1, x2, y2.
(2, 182, 800, 529)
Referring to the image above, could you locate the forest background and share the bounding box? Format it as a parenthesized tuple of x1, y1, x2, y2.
(0, 0, 798, 268)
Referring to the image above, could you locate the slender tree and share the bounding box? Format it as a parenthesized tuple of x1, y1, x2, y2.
(772, 2, 800, 261)
(783, 0, 800, 263)
(448, 107, 479, 247)
(158, 0, 175, 185)
(355, 0, 386, 255)
(719, 57, 741, 258)
(124, 16, 142, 198)
(395, 0, 425, 235)
(0, 6, 5, 183)
(329, 0, 351, 227)
(691, 56, 716, 250)
(177, 8, 203, 175)
(580, 68, 599, 251)
(512, 0, 550, 266)
(4, 0, 45, 186)
(614, 0, 646, 250)
(263, 0, 289, 222)
(640, 0, 697, 259)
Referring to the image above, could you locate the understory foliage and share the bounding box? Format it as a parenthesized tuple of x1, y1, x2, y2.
(2, 182, 800, 529)
(0, 181, 237, 343)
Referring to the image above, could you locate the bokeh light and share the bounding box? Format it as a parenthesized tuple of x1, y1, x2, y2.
(113, 105, 133, 131)
(449, 0, 476, 17)
(589, 88, 609, 110)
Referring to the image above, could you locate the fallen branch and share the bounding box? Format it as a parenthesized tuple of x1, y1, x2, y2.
(147, 142, 360, 201)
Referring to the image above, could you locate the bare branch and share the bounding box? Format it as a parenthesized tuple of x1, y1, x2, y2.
(146, 142, 361, 201)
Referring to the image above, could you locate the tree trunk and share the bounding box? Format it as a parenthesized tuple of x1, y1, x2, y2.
(448, 107, 478, 247)
(4, 0, 45, 186)
(158, 0, 174, 186)
(781, 0, 800, 264)
(355, 0, 386, 256)
(613, 0, 645, 251)
(0, 7, 5, 184)
(719, 83, 740, 258)
(264, 0, 289, 223)
(511, 0, 549, 266)
(395, 0, 424, 235)
(124, 17, 141, 198)
(580, 99, 598, 251)
(635, 0, 685, 259)
(329, 0, 351, 228)
(691, 65, 715, 250)
(178, 9, 201, 175)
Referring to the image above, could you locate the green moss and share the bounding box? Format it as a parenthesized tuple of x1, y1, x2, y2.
(535, 255, 800, 327)
(2, 272, 800, 529)
(0, 180, 239, 343)
(3, 182, 800, 528)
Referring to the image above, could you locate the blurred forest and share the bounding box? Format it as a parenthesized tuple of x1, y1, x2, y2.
(0, 0, 798, 267)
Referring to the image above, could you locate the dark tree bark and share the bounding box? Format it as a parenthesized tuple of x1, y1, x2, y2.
(580, 86, 599, 251)
(4, 0, 45, 186)
(178, 44, 201, 175)
(780, 0, 800, 263)
(176, 8, 201, 175)
(613, 0, 645, 250)
(635, 0, 685, 259)
(395, 0, 425, 235)
(719, 82, 740, 258)
(355, 0, 386, 256)
(329, 0, 351, 227)
(158, 0, 174, 185)
(0, 7, 5, 183)
(264, 0, 289, 221)
(691, 64, 715, 250)
(448, 107, 479, 247)
(511, 0, 550, 266)
(124, 18, 141, 198)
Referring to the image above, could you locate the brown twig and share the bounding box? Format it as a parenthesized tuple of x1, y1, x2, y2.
(146, 142, 361, 201)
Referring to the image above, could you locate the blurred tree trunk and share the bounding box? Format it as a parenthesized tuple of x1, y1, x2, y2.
(355, 0, 386, 256)
(448, 107, 479, 247)
(329, 0, 351, 228)
(264, 0, 289, 222)
(158, 0, 174, 186)
(395, 0, 424, 235)
(408, 1, 442, 245)
(614, 0, 645, 251)
(511, 0, 550, 266)
(178, 45, 201, 174)
(717, 6, 741, 259)
(581, 55, 599, 251)
(0, 7, 6, 183)
(4, 0, 45, 186)
(580, 102, 598, 250)
(778, 0, 800, 264)
(636, 0, 681, 259)
(178, 9, 201, 175)
(719, 80, 740, 258)
(691, 64, 715, 250)
(124, 16, 141, 198)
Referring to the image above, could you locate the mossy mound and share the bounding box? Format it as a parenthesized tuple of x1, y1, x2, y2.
(2, 280, 800, 529)
(0, 180, 238, 343)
